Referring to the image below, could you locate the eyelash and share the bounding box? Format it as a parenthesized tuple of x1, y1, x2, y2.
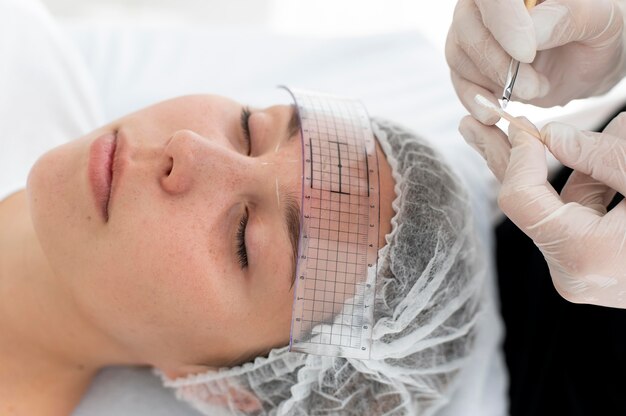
(240, 106, 252, 155)
(236, 207, 249, 269)
(236, 107, 252, 270)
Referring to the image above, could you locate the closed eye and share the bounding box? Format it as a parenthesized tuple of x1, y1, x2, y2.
(236, 206, 249, 269)
(240, 106, 252, 155)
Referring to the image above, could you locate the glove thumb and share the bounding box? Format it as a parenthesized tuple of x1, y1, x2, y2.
(533, 0, 623, 50)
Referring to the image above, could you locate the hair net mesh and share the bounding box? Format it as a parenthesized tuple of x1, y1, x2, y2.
(159, 118, 486, 416)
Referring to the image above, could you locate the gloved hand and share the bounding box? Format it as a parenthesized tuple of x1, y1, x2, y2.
(447, 0, 626, 124)
(459, 113, 626, 308)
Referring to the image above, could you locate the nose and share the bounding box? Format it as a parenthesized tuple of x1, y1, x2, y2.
(160, 129, 239, 196)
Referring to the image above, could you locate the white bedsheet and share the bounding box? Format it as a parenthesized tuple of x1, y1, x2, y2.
(74, 367, 201, 415)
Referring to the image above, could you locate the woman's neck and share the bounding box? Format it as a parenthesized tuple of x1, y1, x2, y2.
(0, 190, 131, 415)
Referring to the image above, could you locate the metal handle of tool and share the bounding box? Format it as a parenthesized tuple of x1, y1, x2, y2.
(502, 59, 521, 108)
(501, 0, 537, 108)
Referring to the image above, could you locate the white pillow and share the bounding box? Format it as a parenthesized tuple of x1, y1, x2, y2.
(0, 0, 103, 200)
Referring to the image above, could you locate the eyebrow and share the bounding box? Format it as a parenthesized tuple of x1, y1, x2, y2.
(286, 104, 301, 142)
(282, 104, 302, 289)
(283, 193, 300, 289)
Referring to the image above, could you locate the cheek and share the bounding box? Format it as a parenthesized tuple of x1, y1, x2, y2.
(76, 209, 246, 353)
(228, 284, 293, 354)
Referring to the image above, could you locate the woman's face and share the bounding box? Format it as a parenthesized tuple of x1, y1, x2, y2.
(27, 95, 302, 373)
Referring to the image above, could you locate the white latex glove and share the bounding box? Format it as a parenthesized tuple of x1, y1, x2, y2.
(459, 113, 626, 308)
(447, 0, 626, 124)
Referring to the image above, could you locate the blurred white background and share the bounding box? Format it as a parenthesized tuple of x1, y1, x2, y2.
(38, 0, 626, 128)
(39, 0, 456, 50)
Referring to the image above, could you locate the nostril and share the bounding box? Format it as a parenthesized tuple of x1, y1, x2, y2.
(160, 131, 198, 195)
(165, 157, 173, 176)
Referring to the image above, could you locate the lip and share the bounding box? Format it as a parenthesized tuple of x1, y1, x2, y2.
(88, 132, 118, 221)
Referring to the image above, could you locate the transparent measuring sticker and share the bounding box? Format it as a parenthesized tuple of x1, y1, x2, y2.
(284, 87, 380, 359)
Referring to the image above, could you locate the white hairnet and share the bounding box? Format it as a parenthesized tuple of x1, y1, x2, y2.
(159, 118, 485, 415)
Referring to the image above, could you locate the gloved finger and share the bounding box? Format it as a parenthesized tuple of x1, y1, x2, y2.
(508, 62, 551, 102)
(451, 72, 501, 125)
(540, 121, 626, 196)
(561, 170, 617, 214)
(475, 0, 537, 62)
(451, 0, 513, 88)
(498, 121, 567, 241)
(603, 111, 626, 137)
(561, 112, 626, 211)
(533, 0, 624, 49)
(605, 198, 626, 227)
(445, 34, 502, 94)
(459, 115, 511, 182)
(449, 0, 549, 102)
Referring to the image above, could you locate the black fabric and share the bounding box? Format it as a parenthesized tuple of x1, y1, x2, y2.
(496, 105, 626, 416)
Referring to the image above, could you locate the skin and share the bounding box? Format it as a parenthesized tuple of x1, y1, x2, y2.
(0, 94, 395, 415)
